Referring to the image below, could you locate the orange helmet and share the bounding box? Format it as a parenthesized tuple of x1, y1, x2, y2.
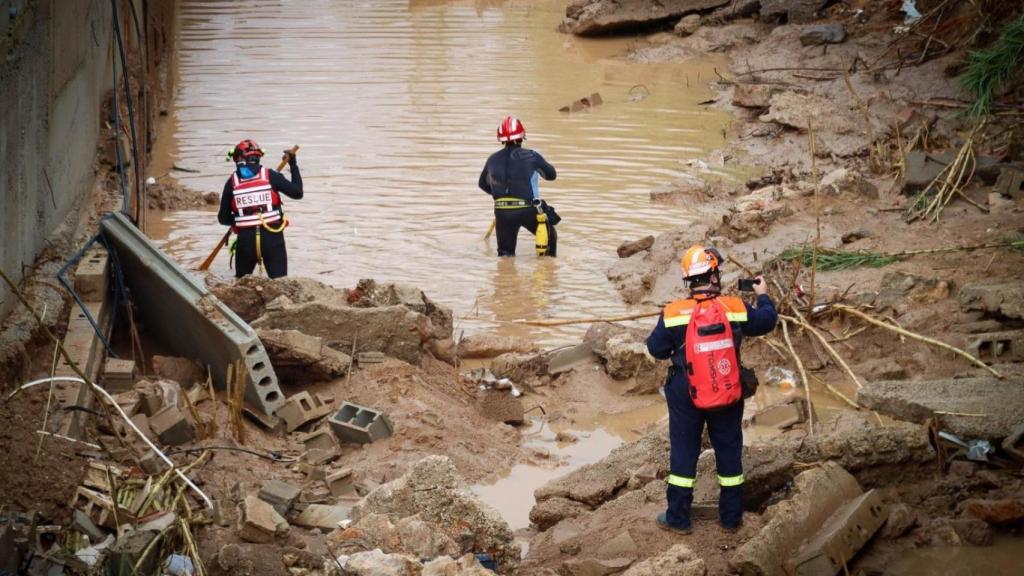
(680, 244, 722, 279)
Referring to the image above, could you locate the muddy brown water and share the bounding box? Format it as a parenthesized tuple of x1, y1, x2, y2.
(886, 536, 1024, 575)
(150, 0, 738, 349)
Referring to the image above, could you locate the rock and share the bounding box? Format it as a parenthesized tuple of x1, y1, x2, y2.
(151, 356, 204, 385)
(880, 503, 915, 539)
(947, 460, 976, 478)
(732, 84, 776, 109)
(717, 205, 793, 243)
(457, 334, 536, 359)
(621, 543, 705, 576)
(902, 150, 999, 192)
(674, 14, 701, 36)
(731, 463, 863, 576)
(343, 549, 420, 576)
(617, 236, 655, 259)
(760, 0, 829, 23)
(959, 283, 1024, 320)
(529, 496, 592, 530)
(856, 378, 1024, 439)
(560, 0, 730, 36)
(237, 495, 289, 543)
(476, 389, 525, 425)
(841, 229, 871, 244)
(555, 431, 579, 443)
(601, 332, 667, 394)
(421, 554, 494, 576)
(352, 456, 519, 571)
(257, 328, 351, 384)
(799, 23, 847, 46)
(583, 323, 635, 358)
(963, 499, 1024, 526)
(948, 518, 994, 546)
(852, 358, 906, 381)
(821, 168, 879, 199)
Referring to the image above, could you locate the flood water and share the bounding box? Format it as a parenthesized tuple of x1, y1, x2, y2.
(152, 0, 738, 347)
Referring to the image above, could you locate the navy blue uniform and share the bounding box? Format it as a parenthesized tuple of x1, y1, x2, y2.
(646, 293, 777, 529)
(478, 145, 556, 256)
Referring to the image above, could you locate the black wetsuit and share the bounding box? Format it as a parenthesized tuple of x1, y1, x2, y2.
(217, 159, 303, 278)
(478, 144, 556, 256)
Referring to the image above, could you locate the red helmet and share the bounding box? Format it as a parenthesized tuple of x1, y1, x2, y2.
(497, 116, 526, 143)
(232, 139, 264, 162)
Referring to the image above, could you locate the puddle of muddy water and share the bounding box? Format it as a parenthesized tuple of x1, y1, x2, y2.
(885, 536, 1024, 575)
(150, 0, 741, 349)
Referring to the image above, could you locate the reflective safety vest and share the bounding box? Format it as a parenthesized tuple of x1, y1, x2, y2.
(230, 167, 282, 229)
(663, 296, 748, 410)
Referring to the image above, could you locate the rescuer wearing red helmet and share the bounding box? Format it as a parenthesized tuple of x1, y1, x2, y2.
(478, 116, 558, 256)
(217, 139, 304, 278)
(646, 245, 777, 534)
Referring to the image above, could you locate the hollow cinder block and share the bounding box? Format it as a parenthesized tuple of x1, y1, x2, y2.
(328, 402, 393, 445)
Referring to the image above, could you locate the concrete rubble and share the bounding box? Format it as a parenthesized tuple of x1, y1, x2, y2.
(457, 333, 536, 359)
(350, 455, 520, 570)
(856, 377, 1024, 439)
(257, 328, 352, 383)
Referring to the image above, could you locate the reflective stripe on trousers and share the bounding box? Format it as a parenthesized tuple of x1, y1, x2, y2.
(718, 474, 744, 487)
(666, 474, 695, 488)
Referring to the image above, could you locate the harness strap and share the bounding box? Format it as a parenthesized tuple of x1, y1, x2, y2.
(494, 196, 530, 209)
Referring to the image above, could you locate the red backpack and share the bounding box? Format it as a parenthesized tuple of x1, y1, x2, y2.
(685, 299, 741, 409)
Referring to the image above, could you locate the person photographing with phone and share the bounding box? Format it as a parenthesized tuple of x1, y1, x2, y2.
(646, 244, 778, 534)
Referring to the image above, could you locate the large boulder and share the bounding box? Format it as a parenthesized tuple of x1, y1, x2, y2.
(351, 456, 519, 571)
(560, 0, 730, 36)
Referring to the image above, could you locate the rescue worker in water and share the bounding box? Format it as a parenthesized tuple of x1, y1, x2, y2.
(478, 116, 557, 257)
(646, 245, 778, 534)
(217, 139, 303, 279)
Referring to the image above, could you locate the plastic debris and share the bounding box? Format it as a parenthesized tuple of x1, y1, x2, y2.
(164, 554, 195, 576)
(764, 366, 800, 392)
(902, 0, 921, 24)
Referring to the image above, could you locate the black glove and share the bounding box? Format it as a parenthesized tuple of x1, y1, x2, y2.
(282, 149, 298, 165)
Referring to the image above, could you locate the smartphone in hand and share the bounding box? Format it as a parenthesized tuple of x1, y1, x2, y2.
(738, 278, 761, 292)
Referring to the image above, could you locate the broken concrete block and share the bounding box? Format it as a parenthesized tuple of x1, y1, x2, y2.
(903, 150, 998, 192)
(103, 359, 137, 392)
(83, 461, 129, 493)
(547, 341, 597, 375)
(964, 330, 1024, 363)
(297, 427, 338, 453)
(72, 487, 125, 529)
(149, 405, 196, 446)
(993, 166, 1024, 199)
(792, 490, 887, 575)
(238, 495, 289, 543)
(258, 480, 302, 517)
(329, 402, 393, 444)
(959, 283, 1024, 321)
(135, 384, 163, 417)
(302, 447, 340, 466)
(745, 397, 812, 429)
(476, 389, 525, 425)
(620, 543, 705, 576)
(242, 405, 285, 434)
(292, 503, 352, 530)
(730, 462, 863, 576)
(326, 468, 356, 497)
(275, 391, 333, 433)
(257, 328, 352, 383)
(856, 377, 1024, 439)
(105, 529, 161, 575)
(74, 248, 110, 300)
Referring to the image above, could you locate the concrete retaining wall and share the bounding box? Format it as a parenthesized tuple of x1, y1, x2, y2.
(0, 0, 176, 321)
